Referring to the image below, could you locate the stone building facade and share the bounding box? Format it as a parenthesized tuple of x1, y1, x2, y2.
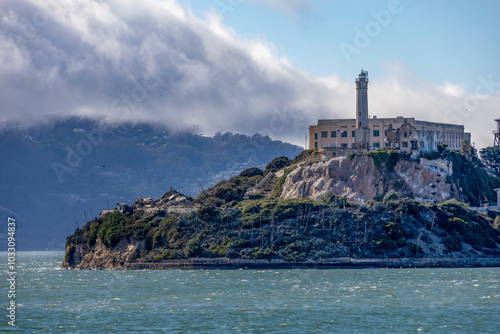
(309, 70, 471, 156)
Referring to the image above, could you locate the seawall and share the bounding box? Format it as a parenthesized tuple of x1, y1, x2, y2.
(124, 257, 500, 270)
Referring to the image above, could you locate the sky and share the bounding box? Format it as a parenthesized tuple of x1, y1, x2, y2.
(1, 0, 500, 149)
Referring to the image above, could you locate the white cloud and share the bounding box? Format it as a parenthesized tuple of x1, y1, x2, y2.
(0, 0, 497, 150)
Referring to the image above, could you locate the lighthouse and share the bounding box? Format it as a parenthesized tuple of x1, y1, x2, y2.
(355, 69, 370, 151)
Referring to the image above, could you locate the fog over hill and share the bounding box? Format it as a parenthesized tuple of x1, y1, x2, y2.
(0, 117, 302, 250)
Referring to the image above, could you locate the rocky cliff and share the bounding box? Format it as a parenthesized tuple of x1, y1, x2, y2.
(280, 155, 459, 204)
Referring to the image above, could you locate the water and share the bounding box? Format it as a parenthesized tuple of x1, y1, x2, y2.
(1, 252, 499, 333)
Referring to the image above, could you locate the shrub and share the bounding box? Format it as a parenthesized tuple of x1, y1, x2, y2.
(87, 223, 99, 246)
(64, 244, 76, 264)
(184, 237, 202, 257)
(372, 234, 396, 249)
(251, 247, 274, 259)
(422, 150, 440, 160)
(272, 167, 295, 197)
(493, 216, 500, 232)
(383, 190, 399, 204)
(406, 243, 423, 257)
(239, 167, 264, 178)
(159, 250, 180, 259)
(443, 235, 463, 251)
(208, 238, 235, 257)
(98, 212, 127, 248)
(265, 156, 290, 175)
(366, 148, 403, 169)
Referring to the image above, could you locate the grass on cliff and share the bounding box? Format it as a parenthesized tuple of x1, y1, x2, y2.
(366, 148, 410, 169)
(195, 168, 264, 207)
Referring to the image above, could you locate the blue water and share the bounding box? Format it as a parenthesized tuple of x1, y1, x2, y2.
(1, 252, 499, 333)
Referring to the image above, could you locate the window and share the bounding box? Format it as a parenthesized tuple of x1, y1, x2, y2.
(322, 144, 328, 147)
(373, 130, 380, 137)
(352, 131, 356, 137)
(332, 143, 337, 147)
(373, 142, 380, 148)
(384, 130, 387, 136)
(411, 141, 418, 150)
(341, 132, 347, 138)
(341, 143, 348, 148)
(331, 131, 336, 138)
(314, 133, 318, 140)
(402, 141, 408, 148)
(314, 141, 318, 148)
(385, 142, 391, 147)
(321, 131, 327, 138)
(404, 132, 407, 138)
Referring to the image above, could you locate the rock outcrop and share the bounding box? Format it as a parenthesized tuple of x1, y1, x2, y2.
(280, 155, 458, 204)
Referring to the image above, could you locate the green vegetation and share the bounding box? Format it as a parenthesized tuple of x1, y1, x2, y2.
(64, 149, 500, 267)
(366, 148, 408, 169)
(383, 190, 399, 204)
(272, 167, 295, 197)
(419, 141, 500, 206)
(264, 156, 290, 175)
(195, 168, 264, 207)
(64, 244, 76, 264)
(480, 146, 500, 174)
(66, 192, 500, 266)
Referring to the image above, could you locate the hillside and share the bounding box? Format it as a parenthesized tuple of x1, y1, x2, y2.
(63, 149, 500, 269)
(0, 117, 302, 250)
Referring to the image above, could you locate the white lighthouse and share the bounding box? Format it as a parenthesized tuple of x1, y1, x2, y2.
(355, 69, 370, 150)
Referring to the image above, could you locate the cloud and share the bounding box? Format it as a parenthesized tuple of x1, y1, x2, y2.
(0, 0, 497, 149)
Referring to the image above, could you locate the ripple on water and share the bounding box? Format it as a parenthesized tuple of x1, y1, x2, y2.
(4, 252, 500, 333)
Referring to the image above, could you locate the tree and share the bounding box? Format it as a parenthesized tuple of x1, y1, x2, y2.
(437, 143, 448, 156)
(480, 146, 500, 173)
(264, 156, 290, 175)
(461, 140, 481, 165)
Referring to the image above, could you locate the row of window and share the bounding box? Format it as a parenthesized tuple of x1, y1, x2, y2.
(314, 141, 420, 150)
(314, 142, 390, 149)
(315, 130, 383, 140)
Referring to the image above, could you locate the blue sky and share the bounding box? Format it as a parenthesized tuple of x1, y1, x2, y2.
(1, 0, 499, 149)
(186, 0, 500, 92)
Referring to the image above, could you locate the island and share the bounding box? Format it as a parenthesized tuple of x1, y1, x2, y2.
(63, 148, 500, 269)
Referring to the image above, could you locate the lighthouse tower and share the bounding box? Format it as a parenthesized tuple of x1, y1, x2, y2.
(355, 69, 370, 150)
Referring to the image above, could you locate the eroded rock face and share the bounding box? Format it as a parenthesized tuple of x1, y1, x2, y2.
(63, 238, 145, 269)
(280, 156, 458, 204)
(394, 160, 457, 203)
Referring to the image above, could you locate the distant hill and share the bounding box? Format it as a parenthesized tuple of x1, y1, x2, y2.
(0, 117, 302, 250)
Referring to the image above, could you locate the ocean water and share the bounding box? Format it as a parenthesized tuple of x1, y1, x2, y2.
(1, 252, 499, 333)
